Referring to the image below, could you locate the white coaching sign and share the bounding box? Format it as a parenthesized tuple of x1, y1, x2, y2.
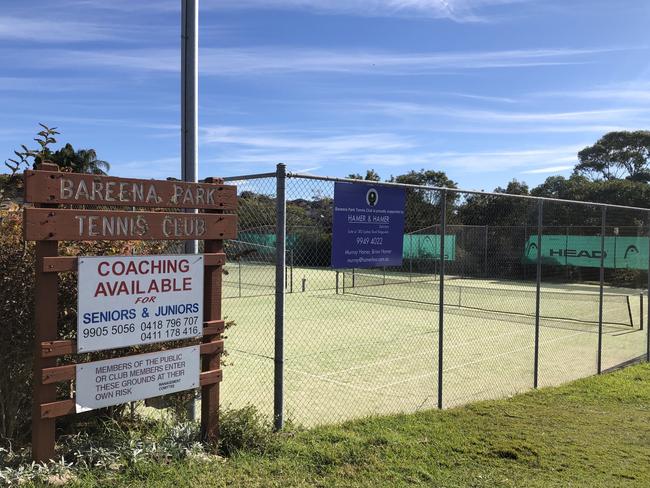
(75, 346, 200, 412)
(77, 254, 204, 352)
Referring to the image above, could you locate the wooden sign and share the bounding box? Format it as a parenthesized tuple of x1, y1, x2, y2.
(24, 208, 237, 241)
(24, 170, 237, 210)
(25, 164, 232, 462)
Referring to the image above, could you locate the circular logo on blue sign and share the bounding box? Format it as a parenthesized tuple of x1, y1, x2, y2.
(366, 188, 379, 207)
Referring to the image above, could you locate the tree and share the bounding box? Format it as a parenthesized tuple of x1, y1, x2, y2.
(390, 169, 456, 189)
(347, 169, 380, 181)
(575, 131, 650, 182)
(459, 180, 532, 227)
(46, 143, 110, 175)
(4, 124, 109, 176)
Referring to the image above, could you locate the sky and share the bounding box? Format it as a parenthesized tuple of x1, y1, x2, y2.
(1, 0, 649, 191)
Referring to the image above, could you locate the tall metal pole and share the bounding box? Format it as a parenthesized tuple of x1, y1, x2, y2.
(181, 0, 199, 421)
(274, 163, 287, 430)
(182, 0, 199, 256)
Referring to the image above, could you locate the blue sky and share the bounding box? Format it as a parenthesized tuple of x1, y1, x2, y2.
(1, 0, 649, 191)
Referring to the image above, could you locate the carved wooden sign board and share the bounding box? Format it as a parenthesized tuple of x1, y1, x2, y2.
(23, 165, 236, 462)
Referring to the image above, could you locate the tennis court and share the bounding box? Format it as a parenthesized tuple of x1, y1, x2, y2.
(220, 265, 648, 426)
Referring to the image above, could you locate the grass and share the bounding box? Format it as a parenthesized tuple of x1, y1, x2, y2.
(66, 362, 650, 487)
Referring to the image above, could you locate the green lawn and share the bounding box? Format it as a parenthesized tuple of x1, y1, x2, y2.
(72, 362, 650, 487)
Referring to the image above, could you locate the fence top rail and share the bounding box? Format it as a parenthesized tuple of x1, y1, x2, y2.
(223, 172, 277, 182)
(285, 171, 650, 213)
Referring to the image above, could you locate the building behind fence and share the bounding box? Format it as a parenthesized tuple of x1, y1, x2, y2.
(218, 164, 650, 429)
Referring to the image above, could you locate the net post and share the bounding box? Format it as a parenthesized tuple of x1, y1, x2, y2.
(626, 295, 633, 328)
(336, 271, 340, 294)
(597, 206, 606, 374)
(640, 293, 644, 331)
(273, 163, 286, 431)
(484, 225, 488, 277)
(290, 250, 294, 294)
(409, 234, 413, 282)
(534, 200, 542, 389)
(437, 189, 447, 410)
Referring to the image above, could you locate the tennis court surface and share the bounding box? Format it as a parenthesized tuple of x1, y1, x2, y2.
(220, 266, 648, 426)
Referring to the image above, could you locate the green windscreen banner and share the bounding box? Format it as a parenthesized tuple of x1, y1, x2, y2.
(522, 235, 648, 269)
(238, 233, 299, 249)
(403, 235, 456, 261)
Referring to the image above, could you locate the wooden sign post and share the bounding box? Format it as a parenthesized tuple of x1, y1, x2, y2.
(24, 164, 237, 462)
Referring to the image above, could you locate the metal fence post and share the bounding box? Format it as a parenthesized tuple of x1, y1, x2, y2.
(274, 163, 286, 430)
(598, 206, 606, 374)
(534, 200, 543, 388)
(438, 189, 447, 409)
(647, 210, 650, 361)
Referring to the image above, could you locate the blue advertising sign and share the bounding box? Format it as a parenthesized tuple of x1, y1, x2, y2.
(331, 182, 406, 268)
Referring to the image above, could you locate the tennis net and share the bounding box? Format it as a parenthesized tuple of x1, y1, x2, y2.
(340, 270, 634, 327)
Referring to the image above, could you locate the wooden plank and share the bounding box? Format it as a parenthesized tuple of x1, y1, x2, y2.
(42, 340, 76, 358)
(42, 364, 75, 384)
(42, 253, 225, 273)
(24, 170, 237, 210)
(199, 340, 224, 355)
(24, 208, 237, 241)
(204, 253, 226, 266)
(203, 319, 225, 336)
(43, 338, 223, 358)
(200, 369, 223, 386)
(42, 256, 77, 272)
(41, 399, 75, 419)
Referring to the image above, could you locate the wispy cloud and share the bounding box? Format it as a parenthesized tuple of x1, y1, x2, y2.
(413, 146, 580, 172)
(0, 15, 117, 42)
(357, 101, 650, 133)
(0, 77, 114, 92)
(197, 124, 583, 179)
(445, 92, 518, 103)
(202, 126, 413, 152)
(535, 81, 650, 104)
(521, 165, 574, 174)
(18, 46, 614, 76)
(364, 101, 645, 122)
(66, 0, 531, 22)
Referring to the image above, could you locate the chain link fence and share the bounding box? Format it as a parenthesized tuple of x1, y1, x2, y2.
(219, 165, 650, 428)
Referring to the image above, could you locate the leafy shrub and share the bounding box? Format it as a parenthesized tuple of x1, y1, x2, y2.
(0, 418, 211, 486)
(218, 406, 275, 456)
(0, 204, 168, 445)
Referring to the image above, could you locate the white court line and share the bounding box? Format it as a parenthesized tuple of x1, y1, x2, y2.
(316, 327, 533, 378)
(370, 330, 588, 392)
(284, 366, 379, 393)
